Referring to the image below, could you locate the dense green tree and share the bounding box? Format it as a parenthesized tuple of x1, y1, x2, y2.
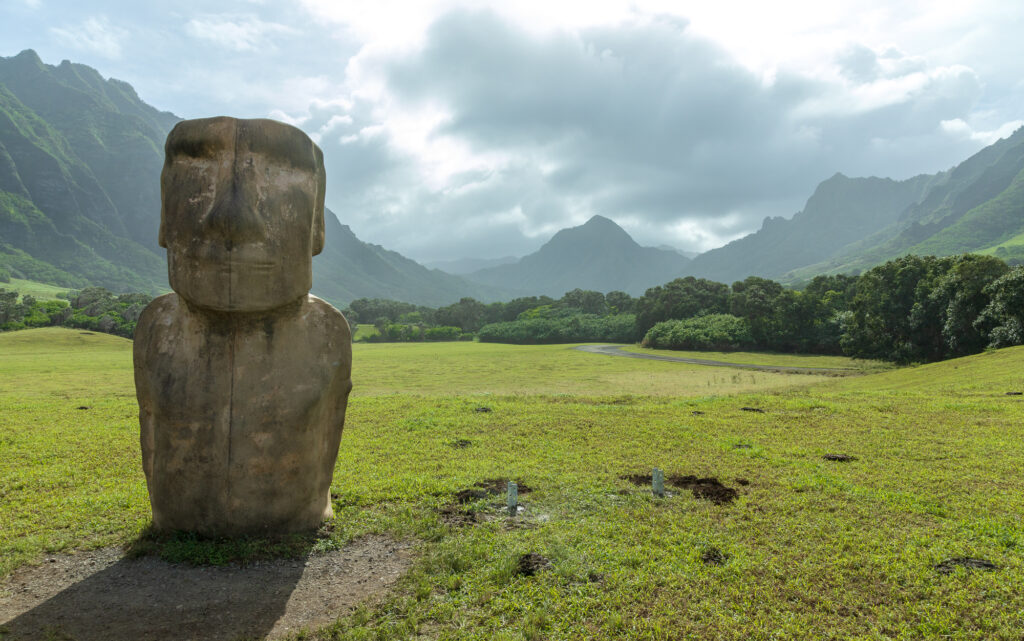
(559, 289, 607, 315)
(634, 277, 731, 339)
(933, 254, 1009, 356)
(605, 291, 635, 314)
(435, 297, 489, 332)
(975, 266, 1024, 348)
(642, 314, 753, 351)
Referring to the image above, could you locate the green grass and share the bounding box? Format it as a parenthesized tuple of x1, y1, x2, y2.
(3, 329, 1024, 639)
(1, 277, 70, 301)
(353, 324, 379, 341)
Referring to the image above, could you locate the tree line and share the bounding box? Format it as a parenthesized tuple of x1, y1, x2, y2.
(3, 253, 1022, 364)
(0, 287, 151, 338)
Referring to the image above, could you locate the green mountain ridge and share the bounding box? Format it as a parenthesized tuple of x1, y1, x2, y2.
(464, 215, 691, 297)
(784, 126, 1024, 281)
(0, 49, 507, 307)
(684, 171, 944, 284)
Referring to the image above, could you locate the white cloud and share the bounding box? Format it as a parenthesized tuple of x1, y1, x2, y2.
(185, 15, 295, 52)
(941, 118, 1024, 145)
(50, 16, 128, 59)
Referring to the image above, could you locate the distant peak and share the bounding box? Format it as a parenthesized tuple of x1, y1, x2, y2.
(582, 214, 616, 226)
(11, 49, 43, 66)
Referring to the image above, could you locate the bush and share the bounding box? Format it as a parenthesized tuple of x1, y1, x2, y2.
(424, 326, 462, 341)
(478, 314, 636, 344)
(642, 314, 753, 351)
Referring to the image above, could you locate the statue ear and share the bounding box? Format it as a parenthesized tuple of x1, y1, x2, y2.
(158, 168, 168, 248)
(312, 143, 326, 256)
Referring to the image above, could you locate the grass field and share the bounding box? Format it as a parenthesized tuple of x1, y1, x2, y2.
(619, 344, 894, 372)
(2, 328, 1024, 639)
(0, 278, 70, 301)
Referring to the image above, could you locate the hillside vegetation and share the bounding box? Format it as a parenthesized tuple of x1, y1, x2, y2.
(2, 329, 1023, 639)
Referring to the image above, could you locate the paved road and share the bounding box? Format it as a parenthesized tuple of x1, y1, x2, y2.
(574, 344, 854, 374)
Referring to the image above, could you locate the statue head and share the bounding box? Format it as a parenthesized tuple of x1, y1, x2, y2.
(160, 117, 326, 312)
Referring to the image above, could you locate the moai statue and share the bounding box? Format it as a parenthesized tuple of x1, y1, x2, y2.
(134, 117, 352, 536)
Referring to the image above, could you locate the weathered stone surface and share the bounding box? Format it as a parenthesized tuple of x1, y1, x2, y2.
(134, 117, 351, 536)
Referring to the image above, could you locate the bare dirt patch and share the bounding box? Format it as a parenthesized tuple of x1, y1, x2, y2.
(668, 475, 739, 505)
(0, 535, 411, 641)
(621, 473, 739, 505)
(514, 553, 551, 577)
(935, 557, 999, 574)
(438, 505, 480, 527)
(453, 478, 532, 504)
(701, 547, 728, 566)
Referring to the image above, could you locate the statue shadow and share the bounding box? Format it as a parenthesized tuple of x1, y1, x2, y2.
(1, 548, 310, 641)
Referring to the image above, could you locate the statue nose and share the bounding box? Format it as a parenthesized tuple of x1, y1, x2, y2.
(203, 161, 265, 249)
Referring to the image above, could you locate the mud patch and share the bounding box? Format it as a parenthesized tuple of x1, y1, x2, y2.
(735, 478, 750, 486)
(621, 473, 654, 487)
(701, 547, 728, 566)
(620, 473, 739, 505)
(823, 454, 857, 462)
(453, 479, 532, 504)
(450, 439, 473, 449)
(740, 406, 765, 413)
(0, 535, 411, 641)
(438, 505, 480, 527)
(473, 406, 492, 413)
(75, 406, 89, 410)
(1006, 391, 1023, 396)
(935, 557, 999, 574)
(514, 553, 551, 577)
(668, 475, 739, 505)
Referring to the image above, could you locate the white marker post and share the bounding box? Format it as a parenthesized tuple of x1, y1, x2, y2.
(507, 481, 518, 516)
(652, 468, 665, 498)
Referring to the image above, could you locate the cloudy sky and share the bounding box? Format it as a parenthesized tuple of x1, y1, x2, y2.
(3, 1, 1023, 262)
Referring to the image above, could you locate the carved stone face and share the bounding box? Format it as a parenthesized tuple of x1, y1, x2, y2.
(160, 117, 326, 312)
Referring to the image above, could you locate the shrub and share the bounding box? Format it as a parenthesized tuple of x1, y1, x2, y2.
(642, 314, 753, 351)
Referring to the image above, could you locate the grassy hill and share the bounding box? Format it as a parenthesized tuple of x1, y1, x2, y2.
(3, 329, 1023, 638)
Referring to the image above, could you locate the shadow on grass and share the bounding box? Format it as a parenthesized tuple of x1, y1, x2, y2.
(124, 520, 341, 566)
(1, 525, 342, 641)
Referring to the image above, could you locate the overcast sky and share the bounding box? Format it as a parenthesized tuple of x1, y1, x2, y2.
(3, 1, 1023, 262)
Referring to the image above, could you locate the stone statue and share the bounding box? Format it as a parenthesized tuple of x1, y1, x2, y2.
(134, 117, 352, 536)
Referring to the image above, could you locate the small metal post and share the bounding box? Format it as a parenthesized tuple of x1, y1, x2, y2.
(652, 468, 665, 498)
(507, 481, 518, 516)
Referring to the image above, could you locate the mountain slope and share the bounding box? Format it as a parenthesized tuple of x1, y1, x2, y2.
(464, 215, 690, 296)
(685, 172, 941, 284)
(312, 210, 509, 306)
(0, 49, 175, 291)
(787, 126, 1024, 279)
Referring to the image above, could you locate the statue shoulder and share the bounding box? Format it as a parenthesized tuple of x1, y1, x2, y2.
(135, 294, 182, 338)
(304, 295, 352, 343)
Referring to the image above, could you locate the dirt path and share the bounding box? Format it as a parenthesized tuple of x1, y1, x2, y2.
(574, 344, 854, 374)
(0, 535, 411, 641)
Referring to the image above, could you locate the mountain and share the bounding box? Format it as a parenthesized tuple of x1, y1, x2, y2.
(0, 50, 501, 307)
(788, 126, 1024, 277)
(0, 49, 177, 291)
(464, 215, 690, 297)
(312, 211, 508, 306)
(687, 126, 1024, 284)
(425, 255, 519, 275)
(685, 172, 942, 284)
